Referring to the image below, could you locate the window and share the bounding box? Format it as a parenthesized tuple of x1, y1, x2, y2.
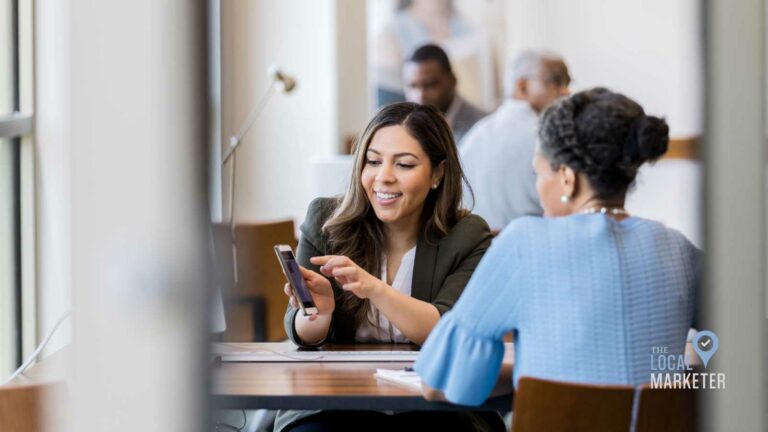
(0, 0, 33, 379)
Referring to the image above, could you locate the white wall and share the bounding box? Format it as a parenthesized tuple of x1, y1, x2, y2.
(505, 0, 703, 137)
(220, 0, 343, 227)
(627, 160, 702, 246)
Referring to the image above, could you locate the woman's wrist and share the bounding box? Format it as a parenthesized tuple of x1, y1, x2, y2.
(294, 310, 332, 345)
(367, 279, 390, 303)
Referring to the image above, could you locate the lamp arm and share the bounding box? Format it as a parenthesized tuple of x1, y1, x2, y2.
(221, 80, 278, 287)
(222, 82, 277, 165)
(228, 148, 238, 285)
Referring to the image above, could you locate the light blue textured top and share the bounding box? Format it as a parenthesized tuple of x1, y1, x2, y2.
(414, 214, 701, 406)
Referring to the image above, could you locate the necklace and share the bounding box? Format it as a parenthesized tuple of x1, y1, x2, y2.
(580, 206, 629, 216)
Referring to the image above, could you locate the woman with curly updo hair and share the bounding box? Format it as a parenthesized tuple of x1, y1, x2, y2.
(414, 88, 702, 407)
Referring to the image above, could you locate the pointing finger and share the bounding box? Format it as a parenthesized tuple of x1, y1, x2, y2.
(318, 256, 352, 272)
(342, 282, 361, 292)
(309, 256, 334, 266)
(332, 266, 357, 278)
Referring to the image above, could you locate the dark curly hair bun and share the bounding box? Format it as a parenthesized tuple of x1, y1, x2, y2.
(539, 87, 669, 198)
(629, 115, 669, 162)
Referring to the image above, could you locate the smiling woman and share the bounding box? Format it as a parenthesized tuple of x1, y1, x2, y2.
(275, 102, 504, 432)
(286, 102, 477, 347)
(362, 126, 444, 233)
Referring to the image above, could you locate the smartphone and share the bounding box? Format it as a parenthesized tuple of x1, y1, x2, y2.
(274, 245, 319, 316)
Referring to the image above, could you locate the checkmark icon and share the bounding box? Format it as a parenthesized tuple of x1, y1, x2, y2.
(693, 331, 719, 367)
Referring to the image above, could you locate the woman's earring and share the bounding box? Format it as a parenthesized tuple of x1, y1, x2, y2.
(560, 194, 570, 203)
(432, 183, 439, 190)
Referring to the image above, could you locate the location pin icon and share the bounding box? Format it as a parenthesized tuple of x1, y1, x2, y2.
(693, 330, 719, 368)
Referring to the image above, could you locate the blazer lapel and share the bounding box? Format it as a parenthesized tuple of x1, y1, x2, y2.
(411, 234, 438, 302)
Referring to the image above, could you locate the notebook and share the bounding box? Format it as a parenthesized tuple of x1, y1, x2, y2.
(374, 368, 422, 391)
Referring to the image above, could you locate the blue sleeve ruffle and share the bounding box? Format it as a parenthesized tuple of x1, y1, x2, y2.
(414, 312, 505, 406)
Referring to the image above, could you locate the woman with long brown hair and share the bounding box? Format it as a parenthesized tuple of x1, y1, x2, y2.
(275, 102, 503, 432)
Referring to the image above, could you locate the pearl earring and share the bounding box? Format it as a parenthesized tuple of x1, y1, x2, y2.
(560, 194, 570, 203)
(432, 183, 439, 189)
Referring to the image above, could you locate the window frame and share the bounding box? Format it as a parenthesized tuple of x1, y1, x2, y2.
(0, 0, 33, 371)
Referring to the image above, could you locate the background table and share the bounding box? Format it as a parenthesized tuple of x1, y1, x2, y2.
(211, 342, 514, 412)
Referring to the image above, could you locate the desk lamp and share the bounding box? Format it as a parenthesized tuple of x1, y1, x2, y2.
(222, 66, 297, 286)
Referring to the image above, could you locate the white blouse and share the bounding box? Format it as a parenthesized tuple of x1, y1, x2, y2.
(354, 246, 416, 343)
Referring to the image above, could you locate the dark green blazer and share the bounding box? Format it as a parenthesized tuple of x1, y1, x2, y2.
(283, 196, 493, 347)
(276, 197, 499, 432)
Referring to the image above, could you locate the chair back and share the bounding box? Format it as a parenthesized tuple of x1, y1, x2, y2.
(0, 382, 63, 432)
(511, 376, 634, 432)
(635, 385, 695, 432)
(212, 220, 297, 341)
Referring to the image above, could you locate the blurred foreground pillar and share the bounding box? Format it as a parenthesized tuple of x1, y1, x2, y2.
(44, 1, 210, 431)
(702, 0, 767, 430)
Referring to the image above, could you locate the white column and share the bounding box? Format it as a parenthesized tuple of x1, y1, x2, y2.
(57, 1, 209, 431)
(703, 0, 767, 430)
(36, 0, 73, 359)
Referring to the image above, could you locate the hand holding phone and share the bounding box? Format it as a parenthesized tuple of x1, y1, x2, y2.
(274, 245, 331, 316)
(280, 268, 335, 321)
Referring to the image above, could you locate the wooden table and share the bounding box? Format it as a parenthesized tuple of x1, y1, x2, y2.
(211, 342, 514, 412)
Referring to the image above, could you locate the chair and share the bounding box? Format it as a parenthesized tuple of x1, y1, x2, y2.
(635, 385, 695, 432)
(0, 382, 64, 432)
(212, 220, 297, 342)
(511, 377, 635, 432)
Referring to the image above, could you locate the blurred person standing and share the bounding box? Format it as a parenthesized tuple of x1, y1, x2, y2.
(403, 44, 487, 143)
(461, 50, 571, 231)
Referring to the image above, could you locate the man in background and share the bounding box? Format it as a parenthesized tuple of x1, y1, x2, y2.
(461, 50, 571, 231)
(403, 44, 487, 143)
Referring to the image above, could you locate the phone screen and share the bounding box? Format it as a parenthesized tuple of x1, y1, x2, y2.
(278, 249, 315, 308)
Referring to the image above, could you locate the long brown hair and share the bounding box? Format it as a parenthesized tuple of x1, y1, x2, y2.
(323, 102, 471, 329)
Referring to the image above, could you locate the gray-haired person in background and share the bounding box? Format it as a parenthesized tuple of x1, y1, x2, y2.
(460, 50, 571, 231)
